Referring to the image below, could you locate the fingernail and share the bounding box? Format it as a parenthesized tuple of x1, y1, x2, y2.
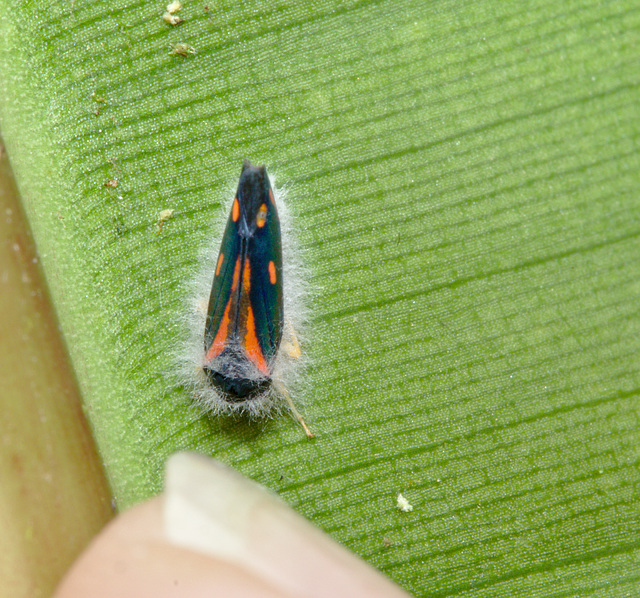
(163, 452, 410, 598)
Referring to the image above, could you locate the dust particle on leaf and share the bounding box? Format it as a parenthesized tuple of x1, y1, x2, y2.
(166, 0, 182, 13)
(396, 493, 413, 512)
(163, 11, 183, 25)
(157, 209, 175, 233)
(169, 43, 196, 56)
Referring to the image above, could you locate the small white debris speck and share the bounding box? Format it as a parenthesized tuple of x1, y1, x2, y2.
(157, 209, 175, 233)
(169, 43, 196, 56)
(163, 11, 183, 25)
(396, 493, 413, 512)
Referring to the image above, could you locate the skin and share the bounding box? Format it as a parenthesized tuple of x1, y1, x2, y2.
(54, 460, 412, 598)
(54, 499, 288, 598)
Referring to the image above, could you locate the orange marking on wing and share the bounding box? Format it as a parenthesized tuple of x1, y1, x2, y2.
(206, 300, 232, 361)
(268, 260, 276, 284)
(206, 257, 242, 361)
(231, 256, 241, 291)
(256, 203, 267, 228)
(269, 189, 275, 205)
(242, 257, 251, 291)
(215, 252, 224, 276)
(244, 305, 269, 375)
(232, 198, 240, 222)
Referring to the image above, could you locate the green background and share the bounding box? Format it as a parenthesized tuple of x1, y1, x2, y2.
(1, 0, 639, 595)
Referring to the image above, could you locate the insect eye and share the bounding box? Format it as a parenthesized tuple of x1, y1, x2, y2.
(256, 203, 268, 228)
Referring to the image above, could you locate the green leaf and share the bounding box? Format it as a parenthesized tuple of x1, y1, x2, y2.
(1, 1, 639, 596)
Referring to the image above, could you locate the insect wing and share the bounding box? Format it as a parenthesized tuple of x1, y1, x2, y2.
(245, 183, 283, 366)
(204, 200, 242, 361)
(204, 163, 283, 378)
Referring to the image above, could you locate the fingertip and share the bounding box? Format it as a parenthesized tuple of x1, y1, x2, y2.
(53, 497, 288, 598)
